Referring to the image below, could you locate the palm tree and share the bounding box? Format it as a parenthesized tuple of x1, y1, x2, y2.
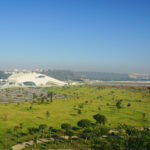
(33, 136, 37, 148)
(49, 126, 53, 138)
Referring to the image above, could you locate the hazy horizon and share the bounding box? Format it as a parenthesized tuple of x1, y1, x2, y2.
(0, 66, 149, 75)
(0, 0, 150, 74)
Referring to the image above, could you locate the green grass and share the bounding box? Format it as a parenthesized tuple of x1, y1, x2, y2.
(0, 85, 150, 149)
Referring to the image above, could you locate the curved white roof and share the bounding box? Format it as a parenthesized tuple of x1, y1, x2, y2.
(3, 72, 66, 87)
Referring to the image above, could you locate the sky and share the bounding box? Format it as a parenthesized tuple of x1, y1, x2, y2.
(0, 0, 150, 74)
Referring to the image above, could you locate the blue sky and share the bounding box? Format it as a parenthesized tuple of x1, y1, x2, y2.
(0, 0, 150, 73)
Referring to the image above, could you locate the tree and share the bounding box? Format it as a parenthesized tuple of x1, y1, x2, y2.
(14, 126, 19, 135)
(116, 100, 122, 110)
(98, 106, 101, 111)
(107, 137, 123, 150)
(40, 93, 44, 98)
(93, 114, 107, 125)
(28, 127, 34, 135)
(78, 109, 82, 114)
(61, 123, 71, 130)
(39, 124, 47, 131)
(77, 119, 91, 128)
(33, 93, 37, 99)
(33, 136, 37, 148)
(65, 130, 74, 142)
(41, 99, 44, 104)
(124, 136, 145, 150)
(49, 126, 53, 138)
(127, 103, 131, 107)
(46, 111, 50, 120)
(19, 123, 23, 133)
(142, 113, 146, 120)
(14, 126, 19, 142)
(39, 124, 47, 137)
(91, 138, 111, 149)
(29, 105, 32, 110)
(82, 128, 92, 143)
(47, 91, 53, 102)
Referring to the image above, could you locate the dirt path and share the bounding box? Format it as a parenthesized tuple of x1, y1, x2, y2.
(12, 135, 80, 150)
(12, 138, 54, 150)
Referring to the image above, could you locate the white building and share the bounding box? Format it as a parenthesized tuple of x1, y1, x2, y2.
(3, 72, 67, 87)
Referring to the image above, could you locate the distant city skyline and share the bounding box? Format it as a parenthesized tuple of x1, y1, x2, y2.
(1, 66, 149, 75)
(0, 0, 150, 74)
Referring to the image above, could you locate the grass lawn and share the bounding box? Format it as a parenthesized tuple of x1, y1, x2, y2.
(0, 85, 150, 149)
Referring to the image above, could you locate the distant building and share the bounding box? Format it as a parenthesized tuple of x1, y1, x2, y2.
(2, 72, 67, 88)
(129, 73, 149, 80)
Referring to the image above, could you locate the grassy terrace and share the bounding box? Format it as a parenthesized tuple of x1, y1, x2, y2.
(0, 85, 150, 149)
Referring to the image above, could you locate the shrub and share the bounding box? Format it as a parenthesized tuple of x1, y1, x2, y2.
(93, 114, 107, 125)
(61, 123, 72, 130)
(77, 119, 91, 128)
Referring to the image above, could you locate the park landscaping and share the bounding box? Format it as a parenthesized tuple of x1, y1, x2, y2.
(0, 85, 150, 149)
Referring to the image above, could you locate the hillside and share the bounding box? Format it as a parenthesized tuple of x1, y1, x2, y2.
(0, 86, 150, 149)
(41, 70, 84, 81)
(42, 70, 150, 81)
(77, 72, 131, 81)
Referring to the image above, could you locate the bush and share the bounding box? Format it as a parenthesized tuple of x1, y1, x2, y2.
(61, 123, 72, 130)
(93, 114, 107, 125)
(77, 119, 91, 128)
(127, 103, 131, 107)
